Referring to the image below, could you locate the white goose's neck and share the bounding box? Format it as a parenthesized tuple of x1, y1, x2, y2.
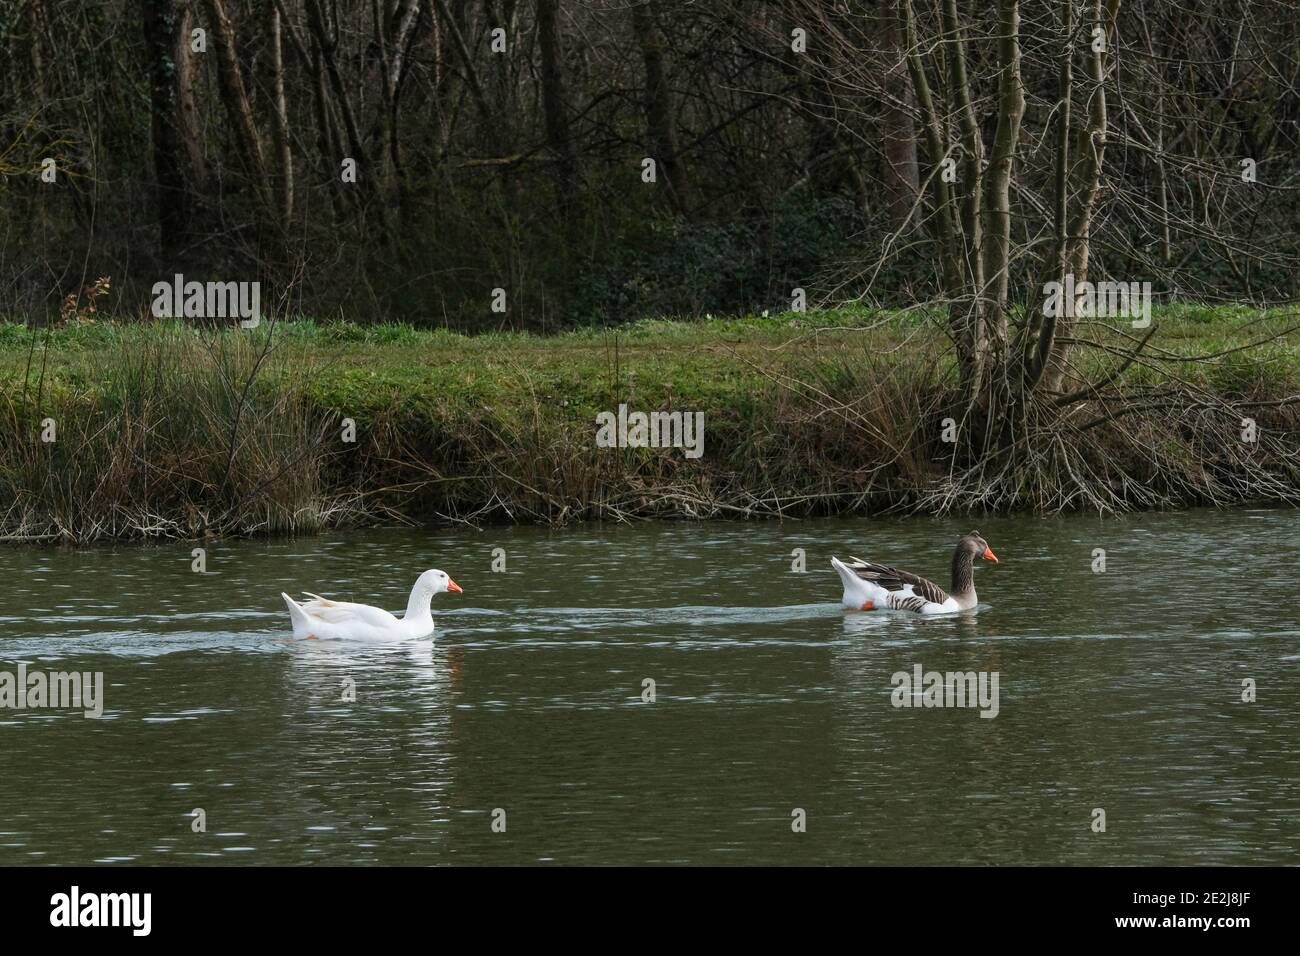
(404, 585, 434, 625)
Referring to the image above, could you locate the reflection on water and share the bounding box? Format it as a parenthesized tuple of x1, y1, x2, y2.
(0, 509, 1297, 864)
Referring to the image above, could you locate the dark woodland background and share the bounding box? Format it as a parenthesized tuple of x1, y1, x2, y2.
(1, 0, 1297, 329)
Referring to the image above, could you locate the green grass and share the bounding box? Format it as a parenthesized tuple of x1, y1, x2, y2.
(5, 306, 1295, 401)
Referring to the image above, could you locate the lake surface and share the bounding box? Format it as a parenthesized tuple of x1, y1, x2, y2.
(1, 510, 1297, 865)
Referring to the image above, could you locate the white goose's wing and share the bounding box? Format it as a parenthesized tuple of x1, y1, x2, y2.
(300, 593, 401, 629)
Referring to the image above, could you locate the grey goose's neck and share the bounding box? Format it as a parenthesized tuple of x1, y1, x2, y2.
(950, 546, 976, 602)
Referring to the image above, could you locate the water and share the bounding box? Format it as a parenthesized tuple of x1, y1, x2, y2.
(1, 510, 1297, 865)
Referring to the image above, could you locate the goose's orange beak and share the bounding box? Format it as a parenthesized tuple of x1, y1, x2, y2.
(447, 579, 463, 593)
(982, 547, 998, 563)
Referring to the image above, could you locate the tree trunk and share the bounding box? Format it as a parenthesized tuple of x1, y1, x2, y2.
(1024, 0, 1075, 393)
(267, 2, 294, 229)
(940, 0, 989, 405)
(204, 0, 271, 214)
(141, 0, 188, 253)
(879, 0, 918, 228)
(1044, 0, 1121, 393)
(537, 0, 579, 231)
(978, 0, 1025, 372)
(175, 1, 208, 200)
(631, 0, 690, 217)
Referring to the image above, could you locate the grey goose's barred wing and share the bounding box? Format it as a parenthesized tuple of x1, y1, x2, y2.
(844, 557, 951, 611)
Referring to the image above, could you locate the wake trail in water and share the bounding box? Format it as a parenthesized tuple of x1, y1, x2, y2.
(0, 602, 849, 657)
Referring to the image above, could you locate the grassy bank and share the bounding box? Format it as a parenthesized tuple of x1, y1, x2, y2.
(2, 306, 1298, 542)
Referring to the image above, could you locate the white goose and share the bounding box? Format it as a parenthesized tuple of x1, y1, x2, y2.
(831, 532, 997, 614)
(281, 569, 463, 640)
